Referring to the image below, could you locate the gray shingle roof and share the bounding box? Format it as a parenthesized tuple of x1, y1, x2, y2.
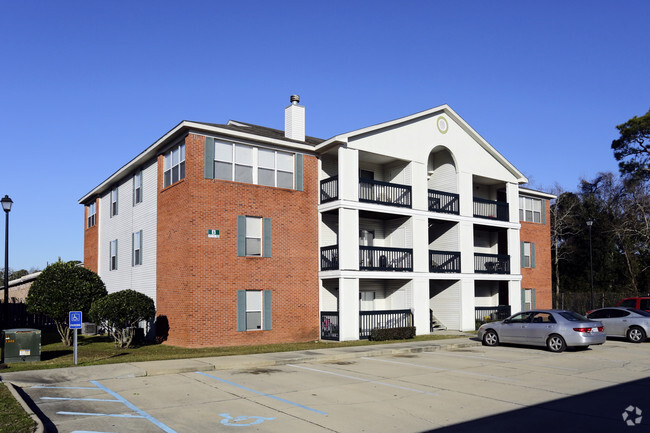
(190, 120, 326, 146)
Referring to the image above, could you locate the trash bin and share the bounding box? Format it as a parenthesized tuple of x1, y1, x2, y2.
(2, 328, 41, 363)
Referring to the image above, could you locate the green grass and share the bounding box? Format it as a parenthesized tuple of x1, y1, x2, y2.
(0, 383, 36, 433)
(0, 331, 464, 373)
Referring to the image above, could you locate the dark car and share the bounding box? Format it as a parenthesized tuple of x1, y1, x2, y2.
(586, 307, 650, 343)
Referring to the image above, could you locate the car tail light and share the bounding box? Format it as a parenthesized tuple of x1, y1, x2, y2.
(598, 326, 604, 332)
(573, 327, 591, 333)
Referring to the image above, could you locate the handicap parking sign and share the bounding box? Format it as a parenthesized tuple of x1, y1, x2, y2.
(69, 311, 82, 329)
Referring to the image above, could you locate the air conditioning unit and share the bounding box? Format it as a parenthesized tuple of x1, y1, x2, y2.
(81, 322, 97, 335)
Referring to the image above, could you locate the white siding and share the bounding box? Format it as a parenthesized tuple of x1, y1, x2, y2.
(474, 281, 499, 307)
(428, 150, 457, 193)
(429, 221, 458, 251)
(430, 280, 461, 330)
(321, 155, 338, 179)
(98, 159, 157, 304)
(320, 280, 339, 311)
(321, 214, 338, 246)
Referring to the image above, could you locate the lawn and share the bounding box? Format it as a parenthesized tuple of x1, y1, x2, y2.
(0, 383, 35, 433)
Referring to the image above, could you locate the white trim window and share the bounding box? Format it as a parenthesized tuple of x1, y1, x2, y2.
(164, 144, 185, 187)
(87, 202, 96, 228)
(132, 230, 142, 266)
(519, 197, 541, 223)
(245, 290, 263, 330)
(109, 239, 118, 271)
(134, 170, 143, 204)
(214, 141, 294, 188)
(110, 187, 118, 217)
(245, 216, 262, 257)
(523, 242, 532, 268)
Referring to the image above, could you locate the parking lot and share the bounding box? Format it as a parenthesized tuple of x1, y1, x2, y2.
(14, 339, 650, 432)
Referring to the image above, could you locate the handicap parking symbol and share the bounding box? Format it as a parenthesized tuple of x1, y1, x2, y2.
(219, 413, 275, 427)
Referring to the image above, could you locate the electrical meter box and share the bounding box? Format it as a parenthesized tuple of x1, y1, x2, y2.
(2, 328, 41, 363)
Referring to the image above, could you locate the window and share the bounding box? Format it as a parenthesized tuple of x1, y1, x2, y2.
(109, 239, 118, 271)
(163, 144, 185, 187)
(132, 230, 142, 266)
(87, 202, 96, 228)
(110, 187, 118, 217)
(214, 141, 294, 188)
(522, 242, 535, 268)
(237, 290, 272, 331)
(521, 289, 536, 311)
(133, 171, 143, 205)
(519, 197, 542, 223)
(237, 216, 272, 257)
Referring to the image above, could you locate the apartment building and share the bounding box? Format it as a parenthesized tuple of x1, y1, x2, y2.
(80, 97, 553, 346)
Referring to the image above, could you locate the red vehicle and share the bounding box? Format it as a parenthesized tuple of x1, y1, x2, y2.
(617, 297, 650, 312)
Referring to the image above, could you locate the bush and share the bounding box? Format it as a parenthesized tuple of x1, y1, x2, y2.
(369, 326, 416, 341)
(90, 290, 155, 348)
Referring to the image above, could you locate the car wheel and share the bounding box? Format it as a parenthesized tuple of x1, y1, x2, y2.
(547, 334, 566, 353)
(626, 326, 646, 343)
(482, 330, 499, 346)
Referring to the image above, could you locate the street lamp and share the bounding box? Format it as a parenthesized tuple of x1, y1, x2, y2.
(586, 219, 594, 311)
(1, 195, 12, 330)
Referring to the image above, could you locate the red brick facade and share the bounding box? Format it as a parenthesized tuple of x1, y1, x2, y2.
(156, 133, 320, 347)
(83, 198, 99, 273)
(520, 199, 552, 309)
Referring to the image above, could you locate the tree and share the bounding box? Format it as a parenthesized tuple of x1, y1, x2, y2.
(9, 269, 28, 281)
(612, 109, 650, 181)
(89, 290, 155, 348)
(26, 261, 107, 346)
(550, 186, 580, 306)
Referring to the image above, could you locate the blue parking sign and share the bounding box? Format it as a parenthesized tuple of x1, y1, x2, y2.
(69, 311, 82, 329)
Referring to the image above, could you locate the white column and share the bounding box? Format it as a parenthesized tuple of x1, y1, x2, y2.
(459, 279, 476, 331)
(508, 279, 522, 315)
(412, 278, 430, 335)
(339, 208, 359, 271)
(508, 227, 521, 273)
(458, 171, 474, 217)
(338, 146, 358, 202)
(412, 216, 429, 273)
(459, 220, 474, 273)
(411, 161, 427, 211)
(339, 277, 360, 341)
(506, 182, 519, 223)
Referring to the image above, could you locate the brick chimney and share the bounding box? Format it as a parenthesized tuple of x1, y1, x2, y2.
(284, 94, 305, 141)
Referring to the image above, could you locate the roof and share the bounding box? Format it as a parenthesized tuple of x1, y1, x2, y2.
(519, 187, 556, 200)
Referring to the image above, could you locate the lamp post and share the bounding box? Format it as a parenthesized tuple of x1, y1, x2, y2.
(586, 220, 594, 311)
(1, 195, 12, 330)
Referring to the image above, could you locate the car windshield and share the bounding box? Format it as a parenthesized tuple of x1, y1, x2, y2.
(627, 308, 650, 317)
(558, 311, 589, 321)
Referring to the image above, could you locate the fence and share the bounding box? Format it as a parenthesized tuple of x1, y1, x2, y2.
(1, 302, 56, 329)
(555, 291, 641, 314)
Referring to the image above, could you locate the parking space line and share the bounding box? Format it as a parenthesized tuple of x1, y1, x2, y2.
(42, 397, 122, 402)
(195, 371, 327, 415)
(33, 386, 98, 390)
(424, 352, 579, 371)
(361, 357, 520, 382)
(287, 364, 439, 396)
(58, 411, 145, 418)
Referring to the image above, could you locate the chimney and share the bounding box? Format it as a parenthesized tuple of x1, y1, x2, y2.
(285, 94, 305, 141)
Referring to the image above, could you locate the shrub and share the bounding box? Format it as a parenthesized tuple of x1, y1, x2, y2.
(369, 326, 416, 341)
(89, 290, 155, 348)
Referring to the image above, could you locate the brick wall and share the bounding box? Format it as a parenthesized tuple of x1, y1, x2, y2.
(83, 198, 99, 273)
(520, 199, 552, 309)
(157, 133, 320, 347)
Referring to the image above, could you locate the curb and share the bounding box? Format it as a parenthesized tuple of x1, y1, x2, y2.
(3, 381, 45, 433)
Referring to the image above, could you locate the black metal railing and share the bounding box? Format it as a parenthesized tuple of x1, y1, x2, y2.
(428, 190, 460, 214)
(475, 305, 511, 329)
(360, 246, 413, 271)
(474, 253, 510, 274)
(429, 250, 461, 273)
(320, 245, 339, 271)
(320, 175, 339, 203)
(473, 197, 509, 221)
(359, 178, 412, 208)
(1, 302, 56, 329)
(321, 311, 339, 340)
(359, 309, 413, 339)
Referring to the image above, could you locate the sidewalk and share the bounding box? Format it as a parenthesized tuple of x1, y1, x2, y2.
(1, 333, 479, 387)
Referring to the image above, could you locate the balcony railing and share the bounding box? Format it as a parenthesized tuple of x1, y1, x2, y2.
(475, 253, 510, 274)
(473, 197, 509, 221)
(360, 246, 413, 271)
(321, 311, 339, 340)
(475, 305, 511, 329)
(428, 190, 460, 214)
(359, 309, 413, 339)
(321, 245, 339, 271)
(320, 175, 338, 203)
(359, 179, 412, 208)
(430, 250, 461, 273)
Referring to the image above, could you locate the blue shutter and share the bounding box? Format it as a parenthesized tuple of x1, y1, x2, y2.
(532, 289, 537, 309)
(205, 136, 215, 179)
(109, 241, 112, 270)
(132, 174, 136, 206)
(263, 290, 272, 330)
(263, 218, 272, 257)
(237, 216, 246, 257)
(542, 199, 546, 224)
(140, 230, 143, 265)
(115, 239, 118, 270)
(531, 243, 536, 268)
(131, 233, 135, 266)
(236, 290, 246, 331)
(115, 188, 118, 216)
(296, 154, 303, 191)
(521, 289, 525, 311)
(520, 242, 525, 269)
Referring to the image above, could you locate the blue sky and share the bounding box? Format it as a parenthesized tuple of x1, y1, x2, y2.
(1, 1, 649, 271)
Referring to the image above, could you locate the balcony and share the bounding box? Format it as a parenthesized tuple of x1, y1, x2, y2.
(429, 250, 461, 273)
(428, 190, 460, 215)
(360, 246, 413, 271)
(320, 176, 338, 203)
(475, 305, 511, 329)
(473, 198, 509, 221)
(320, 309, 413, 340)
(474, 253, 510, 274)
(359, 179, 412, 208)
(320, 245, 339, 271)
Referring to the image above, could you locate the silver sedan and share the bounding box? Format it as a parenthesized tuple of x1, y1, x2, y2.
(585, 307, 650, 343)
(477, 309, 606, 352)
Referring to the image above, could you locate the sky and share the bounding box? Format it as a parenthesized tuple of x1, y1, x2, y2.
(1, 0, 649, 271)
